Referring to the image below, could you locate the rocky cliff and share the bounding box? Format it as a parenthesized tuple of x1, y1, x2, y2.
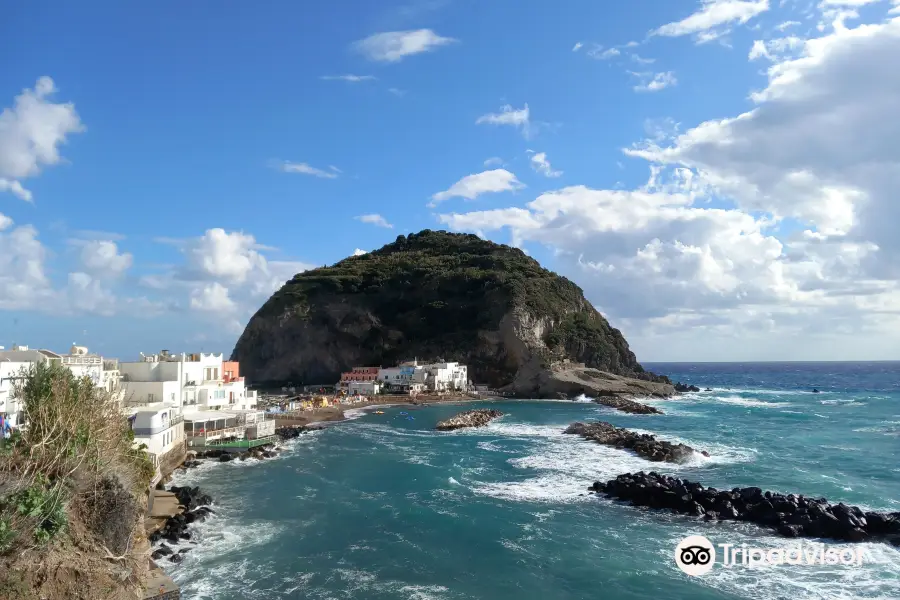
(232, 230, 669, 396)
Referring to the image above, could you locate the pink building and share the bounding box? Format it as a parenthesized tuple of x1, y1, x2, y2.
(340, 366, 379, 385)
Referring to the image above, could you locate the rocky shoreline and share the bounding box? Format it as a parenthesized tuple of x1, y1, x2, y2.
(276, 424, 327, 439)
(436, 409, 504, 431)
(150, 486, 216, 564)
(565, 422, 708, 462)
(591, 472, 900, 545)
(179, 444, 280, 470)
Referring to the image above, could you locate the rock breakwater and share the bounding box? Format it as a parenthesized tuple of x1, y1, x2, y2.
(592, 472, 900, 544)
(565, 422, 706, 462)
(150, 486, 215, 563)
(436, 409, 503, 431)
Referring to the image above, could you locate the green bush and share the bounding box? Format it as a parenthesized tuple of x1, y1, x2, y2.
(0, 363, 150, 555)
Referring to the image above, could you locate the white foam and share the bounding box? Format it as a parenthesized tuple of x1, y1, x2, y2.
(709, 395, 790, 408)
(166, 514, 287, 599)
(448, 476, 460, 485)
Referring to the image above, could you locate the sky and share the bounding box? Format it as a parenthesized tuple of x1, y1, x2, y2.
(2, 0, 900, 363)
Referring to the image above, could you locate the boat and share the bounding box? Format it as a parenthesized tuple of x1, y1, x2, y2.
(375, 410, 385, 414)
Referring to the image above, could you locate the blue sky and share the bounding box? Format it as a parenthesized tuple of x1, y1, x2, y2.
(3, 0, 900, 363)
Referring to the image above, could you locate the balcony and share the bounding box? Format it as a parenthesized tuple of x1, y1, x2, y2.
(131, 414, 184, 437)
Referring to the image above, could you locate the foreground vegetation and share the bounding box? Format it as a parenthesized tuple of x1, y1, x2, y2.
(0, 363, 154, 599)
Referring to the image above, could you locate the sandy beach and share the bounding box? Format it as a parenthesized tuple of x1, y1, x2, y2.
(272, 393, 495, 427)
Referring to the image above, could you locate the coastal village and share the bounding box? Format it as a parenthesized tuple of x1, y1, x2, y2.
(1, 343, 476, 481)
(0, 343, 478, 598)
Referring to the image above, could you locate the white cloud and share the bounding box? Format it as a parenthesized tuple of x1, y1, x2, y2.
(67, 272, 117, 316)
(776, 20, 802, 31)
(476, 104, 533, 138)
(276, 161, 340, 179)
(0, 76, 85, 201)
(430, 169, 525, 205)
(484, 157, 504, 167)
(388, 88, 406, 96)
(652, 0, 770, 40)
(435, 14, 900, 358)
(587, 46, 621, 60)
(749, 36, 804, 60)
(572, 42, 584, 52)
(355, 214, 394, 228)
(819, 0, 880, 5)
(749, 39, 771, 59)
(0, 217, 140, 316)
(320, 74, 377, 82)
(0, 178, 31, 201)
(190, 282, 237, 313)
(632, 71, 678, 92)
(353, 248, 368, 256)
(145, 228, 313, 326)
(476, 104, 529, 127)
(0, 217, 53, 310)
(529, 152, 563, 177)
(78, 240, 133, 278)
(631, 53, 656, 65)
(182, 229, 268, 284)
(353, 29, 457, 62)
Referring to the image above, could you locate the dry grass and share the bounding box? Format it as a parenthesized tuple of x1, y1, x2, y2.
(0, 362, 154, 599)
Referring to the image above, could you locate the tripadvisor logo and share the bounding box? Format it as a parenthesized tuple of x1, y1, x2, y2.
(674, 534, 870, 576)
(675, 535, 716, 576)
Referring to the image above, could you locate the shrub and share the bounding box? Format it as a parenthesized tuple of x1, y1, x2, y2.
(0, 363, 151, 555)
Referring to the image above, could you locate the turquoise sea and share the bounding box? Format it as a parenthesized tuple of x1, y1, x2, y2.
(164, 362, 900, 600)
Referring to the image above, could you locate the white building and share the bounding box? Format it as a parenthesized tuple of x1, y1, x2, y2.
(377, 365, 421, 392)
(420, 362, 469, 392)
(60, 344, 122, 400)
(128, 404, 185, 457)
(348, 380, 382, 396)
(379, 361, 469, 393)
(119, 350, 257, 414)
(0, 346, 62, 428)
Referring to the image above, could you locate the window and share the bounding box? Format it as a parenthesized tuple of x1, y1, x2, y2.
(148, 393, 155, 402)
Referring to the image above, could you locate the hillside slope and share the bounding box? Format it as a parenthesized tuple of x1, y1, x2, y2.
(232, 230, 669, 396)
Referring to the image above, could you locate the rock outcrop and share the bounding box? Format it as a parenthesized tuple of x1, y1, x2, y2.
(231, 230, 670, 399)
(436, 409, 504, 431)
(674, 382, 700, 393)
(592, 472, 900, 544)
(565, 422, 707, 462)
(150, 487, 215, 560)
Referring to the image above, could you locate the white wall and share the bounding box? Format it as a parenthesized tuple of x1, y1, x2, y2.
(120, 360, 182, 383)
(132, 407, 184, 456)
(0, 361, 32, 427)
(348, 381, 380, 395)
(122, 380, 181, 407)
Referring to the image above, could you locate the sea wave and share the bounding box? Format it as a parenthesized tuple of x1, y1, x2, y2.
(468, 421, 752, 503)
(708, 395, 791, 408)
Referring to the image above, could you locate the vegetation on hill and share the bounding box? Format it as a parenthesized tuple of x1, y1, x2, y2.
(0, 363, 153, 599)
(234, 230, 665, 386)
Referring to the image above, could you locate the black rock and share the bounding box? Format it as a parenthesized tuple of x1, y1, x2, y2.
(592, 472, 897, 544)
(564, 422, 705, 463)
